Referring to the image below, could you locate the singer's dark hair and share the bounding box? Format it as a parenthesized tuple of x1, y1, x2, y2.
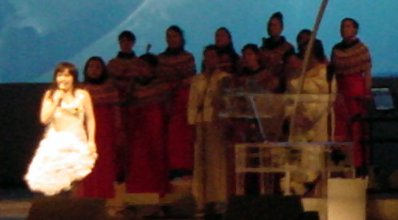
(50, 62, 79, 96)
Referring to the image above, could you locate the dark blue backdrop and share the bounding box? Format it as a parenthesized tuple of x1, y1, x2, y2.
(1, 0, 397, 82)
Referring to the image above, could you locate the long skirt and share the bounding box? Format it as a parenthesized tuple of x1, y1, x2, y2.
(125, 103, 169, 196)
(77, 106, 116, 198)
(192, 122, 227, 209)
(166, 87, 194, 171)
(25, 129, 96, 196)
(334, 73, 369, 167)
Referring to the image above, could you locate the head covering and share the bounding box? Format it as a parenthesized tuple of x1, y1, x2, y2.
(269, 12, 284, 28)
(163, 25, 186, 55)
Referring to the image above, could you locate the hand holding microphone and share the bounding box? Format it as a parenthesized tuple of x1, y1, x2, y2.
(53, 89, 65, 105)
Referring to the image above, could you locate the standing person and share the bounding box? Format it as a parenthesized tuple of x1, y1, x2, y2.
(235, 44, 280, 142)
(77, 56, 121, 200)
(24, 62, 97, 196)
(287, 30, 333, 142)
(296, 29, 312, 60)
(107, 30, 148, 184)
(108, 30, 147, 101)
(330, 18, 372, 176)
(188, 45, 231, 215)
(124, 53, 169, 197)
(260, 12, 295, 93)
(158, 25, 196, 180)
(214, 27, 240, 75)
(284, 36, 333, 196)
(231, 44, 282, 196)
(238, 44, 279, 94)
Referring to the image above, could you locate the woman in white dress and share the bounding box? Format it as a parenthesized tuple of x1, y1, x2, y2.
(25, 62, 97, 196)
(283, 31, 335, 196)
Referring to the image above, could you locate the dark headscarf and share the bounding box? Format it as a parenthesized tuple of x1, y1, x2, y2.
(163, 25, 186, 55)
(269, 12, 284, 28)
(215, 27, 240, 72)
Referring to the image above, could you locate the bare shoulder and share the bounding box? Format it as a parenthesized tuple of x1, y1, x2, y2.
(44, 89, 51, 96)
(75, 88, 91, 99)
(43, 89, 53, 99)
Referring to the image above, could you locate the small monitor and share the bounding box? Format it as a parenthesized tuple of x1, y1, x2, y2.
(371, 87, 395, 111)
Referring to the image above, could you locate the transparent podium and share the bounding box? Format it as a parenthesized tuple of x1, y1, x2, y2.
(220, 91, 355, 197)
(233, 142, 354, 197)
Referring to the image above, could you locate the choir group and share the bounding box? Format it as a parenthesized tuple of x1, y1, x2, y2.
(25, 11, 372, 216)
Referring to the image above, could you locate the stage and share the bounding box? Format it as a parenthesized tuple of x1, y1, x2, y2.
(1, 183, 398, 220)
(2, 77, 398, 219)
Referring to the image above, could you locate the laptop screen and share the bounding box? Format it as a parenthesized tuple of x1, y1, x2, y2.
(371, 87, 395, 111)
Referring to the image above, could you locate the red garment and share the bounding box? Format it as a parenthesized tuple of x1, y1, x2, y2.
(166, 87, 194, 170)
(78, 105, 117, 198)
(331, 39, 371, 168)
(157, 49, 196, 172)
(334, 73, 368, 167)
(125, 103, 169, 195)
(116, 105, 129, 181)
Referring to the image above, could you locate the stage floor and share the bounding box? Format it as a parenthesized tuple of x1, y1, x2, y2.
(2, 181, 398, 220)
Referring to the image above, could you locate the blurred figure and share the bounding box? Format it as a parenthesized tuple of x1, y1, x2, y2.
(286, 29, 335, 142)
(238, 43, 279, 94)
(25, 62, 96, 196)
(78, 56, 120, 199)
(233, 44, 283, 195)
(260, 12, 295, 93)
(330, 18, 372, 175)
(107, 30, 148, 100)
(124, 53, 169, 196)
(296, 29, 312, 59)
(233, 44, 281, 143)
(157, 25, 196, 180)
(78, 56, 125, 216)
(214, 27, 240, 74)
(288, 30, 330, 93)
(283, 33, 333, 196)
(189, 45, 231, 215)
(107, 30, 148, 184)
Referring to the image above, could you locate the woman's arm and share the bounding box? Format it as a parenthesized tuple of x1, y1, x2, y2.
(82, 90, 96, 153)
(40, 90, 63, 125)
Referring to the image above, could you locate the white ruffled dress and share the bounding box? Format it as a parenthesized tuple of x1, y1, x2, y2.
(24, 93, 97, 196)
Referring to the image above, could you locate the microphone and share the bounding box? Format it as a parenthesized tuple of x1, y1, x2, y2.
(146, 44, 152, 53)
(54, 89, 65, 105)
